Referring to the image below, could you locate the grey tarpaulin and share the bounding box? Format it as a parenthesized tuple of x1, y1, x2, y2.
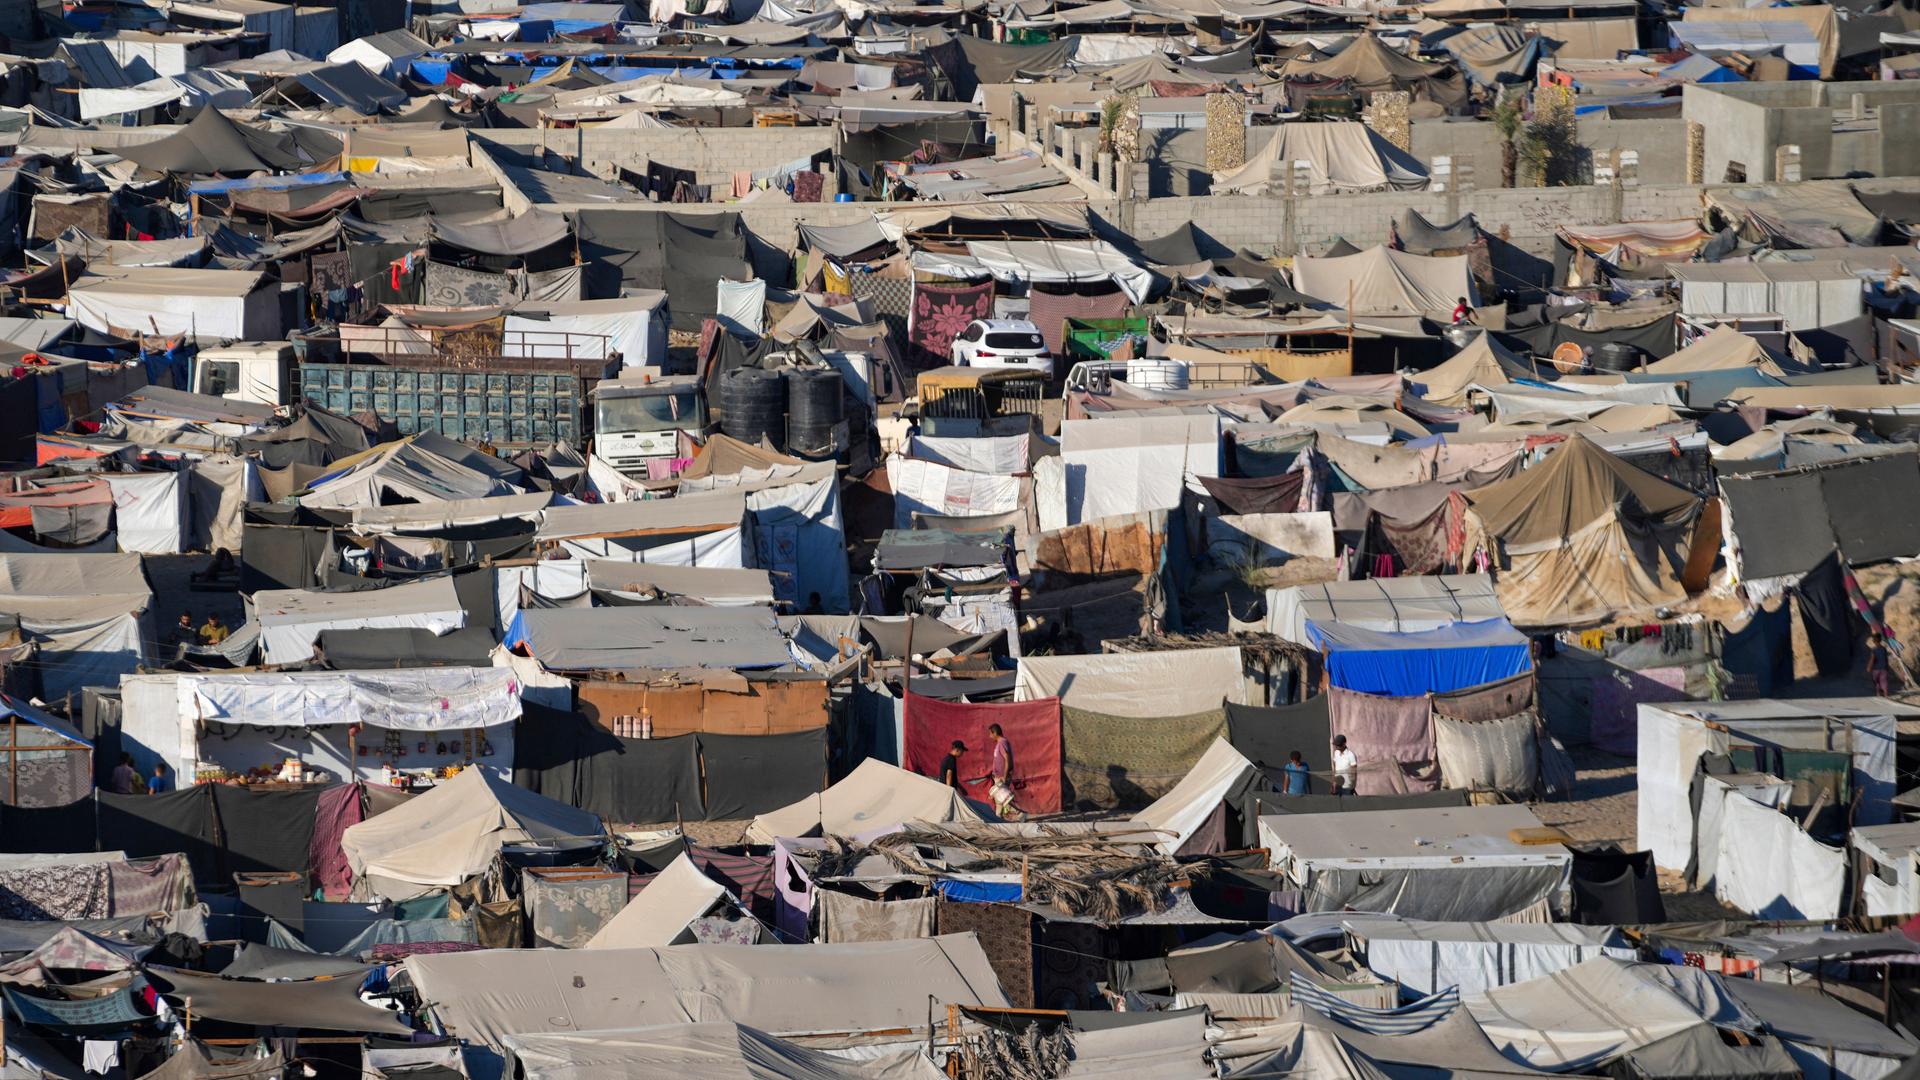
(211, 784, 320, 876)
(524, 869, 628, 949)
(575, 210, 750, 330)
(0, 799, 96, 855)
(698, 730, 827, 821)
(318, 627, 498, 669)
(146, 965, 413, 1034)
(139, 1040, 288, 1080)
(1224, 697, 1331, 774)
(96, 788, 222, 886)
(430, 212, 569, 257)
(1720, 470, 1831, 581)
(222, 944, 368, 980)
(1433, 712, 1538, 795)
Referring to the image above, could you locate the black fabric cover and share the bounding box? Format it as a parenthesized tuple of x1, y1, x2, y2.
(1224, 697, 1331, 773)
(120, 107, 328, 175)
(211, 784, 320, 875)
(1396, 209, 1478, 254)
(1569, 847, 1665, 925)
(241, 523, 337, 593)
(1719, 603, 1794, 697)
(0, 798, 95, 853)
(318, 627, 498, 669)
(233, 873, 307, 944)
(79, 689, 124, 792)
(1793, 552, 1856, 679)
(1165, 936, 1280, 994)
(933, 36, 1073, 102)
(514, 707, 704, 824)
(575, 210, 750, 329)
(97, 787, 222, 885)
(1498, 310, 1678, 361)
(1719, 470, 1834, 581)
(1197, 473, 1307, 517)
(698, 730, 827, 820)
(1823, 452, 1920, 566)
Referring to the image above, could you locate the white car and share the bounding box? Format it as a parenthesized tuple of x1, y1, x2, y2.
(950, 319, 1053, 379)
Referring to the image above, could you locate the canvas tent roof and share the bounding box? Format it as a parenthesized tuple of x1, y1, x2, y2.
(0, 552, 151, 626)
(1279, 32, 1449, 87)
(341, 765, 605, 898)
(300, 436, 524, 510)
(1467, 958, 1761, 1071)
(253, 575, 465, 666)
(1213, 122, 1429, 195)
(1640, 324, 1778, 375)
(1410, 333, 1539, 405)
(1292, 246, 1474, 318)
(585, 853, 735, 949)
(1262, 803, 1566, 864)
(118, 106, 329, 175)
(504, 1023, 946, 1080)
(1464, 434, 1698, 545)
(404, 935, 1010, 1046)
(748, 758, 984, 843)
(504, 607, 793, 671)
(1267, 574, 1503, 643)
(1132, 738, 1257, 854)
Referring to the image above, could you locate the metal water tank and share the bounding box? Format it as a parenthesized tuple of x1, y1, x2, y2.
(786, 368, 843, 455)
(720, 367, 787, 448)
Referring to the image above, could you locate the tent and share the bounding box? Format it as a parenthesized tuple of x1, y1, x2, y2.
(1266, 575, 1504, 644)
(405, 936, 1009, 1049)
(504, 607, 793, 672)
(1408, 334, 1539, 406)
(299, 436, 524, 510)
(585, 853, 736, 948)
(0, 553, 151, 700)
(1259, 803, 1571, 921)
(505, 1024, 946, 1080)
(118, 106, 325, 174)
(1468, 958, 1760, 1071)
(747, 758, 983, 843)
(1718, 448, 1920, 582)
(327, 29, 431, 79)
(504, 294, 670, 369)
(0, 694, 93, 808)
(1213, 122, 1429, 195)
(1279, 33, 1451, 94)
(1462, 435, 1700, 626)
(1640, 324, 1780, 375)
(1353, 919, 1635, 997)
(1132, 738, 1258, 854)
(1057, 413, 1221, 525)
(102, 471, 187, 554)
(1015, 646, 1249, 717)
(1292, 246, 1475, 319)
(253, 576, 466, 666)
(1307, 618, 1533, 697)
(341, 765, 604, 899)
(67, 268, 282, 340)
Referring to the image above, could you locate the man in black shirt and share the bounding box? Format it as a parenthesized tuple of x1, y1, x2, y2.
(938, 740, 968, 792)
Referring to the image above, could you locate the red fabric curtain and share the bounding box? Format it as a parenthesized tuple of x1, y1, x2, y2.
(903, 693, 1063, 814)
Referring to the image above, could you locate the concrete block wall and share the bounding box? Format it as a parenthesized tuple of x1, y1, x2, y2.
(477, 127, 836, 187)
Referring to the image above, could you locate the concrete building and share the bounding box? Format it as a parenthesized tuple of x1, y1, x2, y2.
(1683, 80, 1920, 183)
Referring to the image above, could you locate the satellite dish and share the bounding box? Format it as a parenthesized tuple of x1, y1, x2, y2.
(1550, 341, 1588, 373)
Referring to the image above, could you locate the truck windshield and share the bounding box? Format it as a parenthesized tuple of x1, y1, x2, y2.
(596, 391, 704, 432)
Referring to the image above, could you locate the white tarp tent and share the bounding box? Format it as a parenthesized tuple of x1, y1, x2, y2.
(103, 472, 186, 554)
(343, 765, 604, 899)
(1852, 821, 1920, 917)
(911, 240, 1156, 303)
(405, 936, 1010, 1048)
(504, 293, 669, 369)
(1469, 958, 1762, 1071)
(586, 853, 734, 948)
(253, 576, 466, 666)
(1059, 413, 1220, 525)
(1709, 778, 1846, 919)
(1260, 804, 1571, 921)
(1015, 646, 1249, 717)
(67, 268, 281, 339)
(1213, 121, 1430, 195)
(1292, 246, 1476, 319)
(1265, 574, 1504, 644)
(1638, 698, 1912, 872)
(302, 438, 523, 511)
(748, 758, 983, 843)
(1133, 738, 1257, 854)
(884, 455, 1022, 530)
(0, 553, 151, 700)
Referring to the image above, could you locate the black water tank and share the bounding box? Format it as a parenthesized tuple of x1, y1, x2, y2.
(720, 367, 787, 448)
(787, 369, 843, 455)
(1592, 342, 1641, 372)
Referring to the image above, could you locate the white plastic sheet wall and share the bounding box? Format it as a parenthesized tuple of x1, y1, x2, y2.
(1712, 785, 1845, 919)
(104, 472, 185, 554)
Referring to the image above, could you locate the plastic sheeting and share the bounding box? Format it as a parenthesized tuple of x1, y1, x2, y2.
(103, 473, 185, 555)
(1433, 712, 1538, 796)
(902, 694, 1063, 814)
(1016, 647, 1247, 718)
(254, 576, 465, 665)
(181, 668, 521, 731)
(506, 1023, 947, 1080)
(1060, 414, 1220, 526)
(1310, 619, 1532, 697)
(1468, 959, 1749, 1071)
(1061, 705, 1226, 812)
(587, 853, 729, 948)
(1712, 783, 1845, 919)
(1357, 921, 1634, 997)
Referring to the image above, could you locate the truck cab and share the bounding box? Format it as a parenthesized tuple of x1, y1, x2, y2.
(592, 374, 708, 475)
(192, 342, 297, 407)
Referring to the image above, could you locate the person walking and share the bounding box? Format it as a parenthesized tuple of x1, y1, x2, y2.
(1282, 750, 1311, 795)
(938, 740, 967, 792)
(1868, 633, 1896, 696)
(1331, 735, 1357, 794)
(148, 761, 174, 794)
(111, 753, 141, 795)
(986, 723, 1020, 820)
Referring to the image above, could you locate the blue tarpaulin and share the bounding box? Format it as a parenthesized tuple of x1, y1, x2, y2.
(410, 58, 453, 84)
(188, 172, 347, 197)
(1307, 617, 1533, 696)
(934, 879, 1022, 903)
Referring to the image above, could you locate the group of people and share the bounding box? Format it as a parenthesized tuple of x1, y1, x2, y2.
(109, 752, 172, 795)
(930, 726, 1371, 817)
(167, 611, 230, 651)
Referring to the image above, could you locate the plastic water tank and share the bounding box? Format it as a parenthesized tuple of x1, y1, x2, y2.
(720, 367, 788, 448)
(1592, 342, 1642, 372)
(786, 368, 843, 455)
(1126, 357, 1190, 391)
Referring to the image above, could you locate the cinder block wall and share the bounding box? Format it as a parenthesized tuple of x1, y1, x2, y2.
(477, 127, 838, 186)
